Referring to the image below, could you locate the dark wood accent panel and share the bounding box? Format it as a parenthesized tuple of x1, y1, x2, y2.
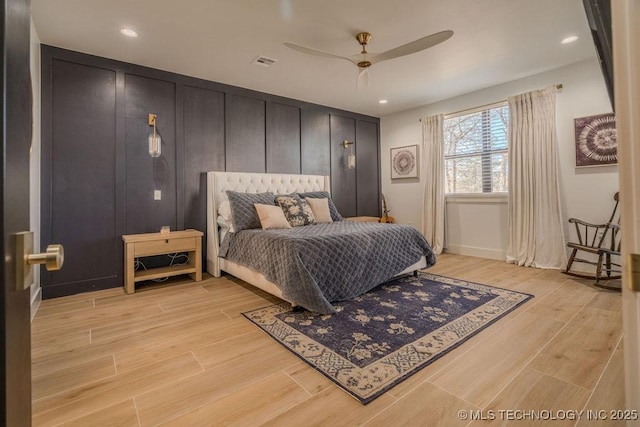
(47, 60, 118, 288)
(225, 94, 265, 172)
(183, 85, 225, 235)
(124, 74, 177, 234)
(301, 110, 331, 176)
(266, 103, 301, 174)
(356, 120, 380, 217)
(330, 115, 357, 217)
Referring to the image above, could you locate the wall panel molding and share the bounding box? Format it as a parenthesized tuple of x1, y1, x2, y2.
(40, 45, 380, 298)
(225, 94, 266, 172)
(330, 115, 357, 217)
(266, 102, 301, 174)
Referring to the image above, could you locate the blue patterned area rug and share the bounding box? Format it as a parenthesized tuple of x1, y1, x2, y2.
(242, 272, 533, 404)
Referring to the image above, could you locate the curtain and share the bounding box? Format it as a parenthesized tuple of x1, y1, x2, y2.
(507, 87, 566, 268)
(421, 114, 445, 254)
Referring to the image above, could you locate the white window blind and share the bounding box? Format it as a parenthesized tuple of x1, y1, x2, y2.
(443, 102, 509, 194)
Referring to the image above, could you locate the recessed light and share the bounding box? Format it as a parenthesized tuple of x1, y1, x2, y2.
(120, 28, 138, 38)
(379, 99, 388, 104)
(561, 35, 578, 44)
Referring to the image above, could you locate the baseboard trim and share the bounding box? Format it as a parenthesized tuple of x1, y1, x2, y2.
(41, 276, 121, 299)
(30, 285, 42, 322)
(444, 244, 506, 261)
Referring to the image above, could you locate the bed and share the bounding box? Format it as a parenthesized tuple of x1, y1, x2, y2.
(206, 171, 435, 313)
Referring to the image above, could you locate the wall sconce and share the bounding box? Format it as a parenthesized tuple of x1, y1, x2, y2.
(343, 140, 355, 169)
(148, 114, 161, 157)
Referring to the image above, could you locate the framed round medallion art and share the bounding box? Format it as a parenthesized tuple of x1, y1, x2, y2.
(574, 113, 617, 167)
(391, 144, 419, 179)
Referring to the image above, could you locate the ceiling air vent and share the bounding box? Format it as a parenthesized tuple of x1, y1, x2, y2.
(252, 55, 277, 67)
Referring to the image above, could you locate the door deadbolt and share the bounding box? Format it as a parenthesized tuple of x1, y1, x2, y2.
(15, 231, 64, 291)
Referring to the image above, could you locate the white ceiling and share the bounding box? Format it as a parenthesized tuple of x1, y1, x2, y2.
(31, 0, 596, 117)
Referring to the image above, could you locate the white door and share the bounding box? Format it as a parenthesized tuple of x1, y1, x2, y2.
(612, 0, 640, 420)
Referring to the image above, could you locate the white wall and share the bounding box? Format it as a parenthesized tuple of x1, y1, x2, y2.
(30, 19, 42, 320)
(381, 59, 618, 268)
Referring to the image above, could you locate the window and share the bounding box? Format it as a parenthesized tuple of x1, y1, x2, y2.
(443, 102, 509, 194)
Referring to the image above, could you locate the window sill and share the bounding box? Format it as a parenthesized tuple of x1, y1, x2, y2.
(445, 193, 508, 204)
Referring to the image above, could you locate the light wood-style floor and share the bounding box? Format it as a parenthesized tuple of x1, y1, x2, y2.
(31, 254, 624, 426)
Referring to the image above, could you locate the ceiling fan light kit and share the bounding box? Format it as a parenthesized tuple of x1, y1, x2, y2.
(356, 32, 372, 68)
(284, 30, 453, 88)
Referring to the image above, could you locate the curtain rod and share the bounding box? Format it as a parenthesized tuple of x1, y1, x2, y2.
(419, 84, 563, 121)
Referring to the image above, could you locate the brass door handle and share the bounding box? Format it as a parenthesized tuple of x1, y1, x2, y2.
(27, 244, 64, 271)
(15, 232, 65, 291)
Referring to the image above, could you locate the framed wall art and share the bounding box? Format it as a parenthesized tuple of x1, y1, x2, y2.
(391, 144, 419, 179)
(574, 113, 617, 167)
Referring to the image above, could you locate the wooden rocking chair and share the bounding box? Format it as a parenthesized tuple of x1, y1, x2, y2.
(564, 192, 620, 286)
(595, 222, 621, 290)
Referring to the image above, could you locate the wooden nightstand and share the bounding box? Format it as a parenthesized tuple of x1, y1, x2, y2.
(122, 229, 203, 294)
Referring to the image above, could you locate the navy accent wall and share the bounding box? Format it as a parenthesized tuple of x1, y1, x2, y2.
(329, 115, 358, 217)
(40, 45, 381, 298)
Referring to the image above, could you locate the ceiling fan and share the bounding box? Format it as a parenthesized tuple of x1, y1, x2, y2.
(284, 30, 454, 88)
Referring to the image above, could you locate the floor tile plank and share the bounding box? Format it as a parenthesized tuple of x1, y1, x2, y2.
(135, 344, 298, 426)
(528, 307, 622, 389)
(429, 313, 565, 408)
(32, 353, 201, 426)
(159, 372, 310, 426)
(260, 386, 396, 426)
(32, 355, 116, 401)
(60, 399, 139, 427)
(365, 381, 476, 427)
(31, 254, 623, 426)
(524, 280, 596, 322)
(284, 361, 334, 396)
(470, 368, 591, 426)
(577, 339, 625, 427)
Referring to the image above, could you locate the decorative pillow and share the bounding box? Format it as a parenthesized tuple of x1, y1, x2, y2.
(226, 191, 276, 232)
(305, 197, 333, 223)
(276, 195, 316, 227)
(254, 203, 292, 230)
(298, 191, 343, 221)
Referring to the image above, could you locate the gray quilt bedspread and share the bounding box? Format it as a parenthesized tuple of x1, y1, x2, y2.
(220, 221, 436, 314)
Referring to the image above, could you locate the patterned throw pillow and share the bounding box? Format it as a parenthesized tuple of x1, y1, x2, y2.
(226, 191, 276, 232)
(298, 191, 343, 221)
(276, 195, 316, 227)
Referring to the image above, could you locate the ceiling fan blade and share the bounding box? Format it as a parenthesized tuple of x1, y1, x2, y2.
(284, 42, 357, 66)
(356, 68, 369, 89)
(371, 30, 453, 64)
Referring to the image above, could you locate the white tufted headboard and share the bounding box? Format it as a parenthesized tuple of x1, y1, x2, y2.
(206, 171, 330, 276)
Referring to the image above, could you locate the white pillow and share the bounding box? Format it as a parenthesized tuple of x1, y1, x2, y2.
(254, 203, 292, 230)
(218, 200, 234, 232)
(305, 198, 333, 223)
